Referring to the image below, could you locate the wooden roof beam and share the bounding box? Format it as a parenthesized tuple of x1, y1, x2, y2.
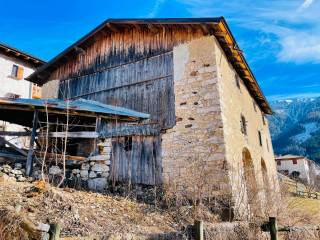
(106, 23, 121, 32)
(147, 24, 159, 34)
(74, 46, 86, 55)
(200, 24, 211, 35)
(214, 31, 227, 37)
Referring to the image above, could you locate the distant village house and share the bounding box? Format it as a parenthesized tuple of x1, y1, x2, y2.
(0, 43, 44, 147)
(276, 154, 320, 186)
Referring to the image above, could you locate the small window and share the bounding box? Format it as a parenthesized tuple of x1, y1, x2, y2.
(240, 115, 247, 135)
(292, 159, 297, 165)
(235, 75, 241, 89)
(262, 114, 266, 125)
(11, 65, 24, 80)
(277, 161, 281, 166)
(11, 65, 18, 78)
(258, 131, 263, 146)
(124, 136, 132, 152)
(253, 100, 257, 112)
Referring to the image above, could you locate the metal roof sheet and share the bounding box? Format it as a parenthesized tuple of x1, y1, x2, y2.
(0, 97, 149, 120)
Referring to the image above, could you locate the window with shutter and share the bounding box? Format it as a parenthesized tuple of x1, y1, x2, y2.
(11, 65, 24, 80)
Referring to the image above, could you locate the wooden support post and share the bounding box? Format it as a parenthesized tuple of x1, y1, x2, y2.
(94, 116, 101, 154)
(49, 223, 61, 240)
(194, 220, 204, 240)
(269, 217, 278, 240)
(26, 110, 38, 177)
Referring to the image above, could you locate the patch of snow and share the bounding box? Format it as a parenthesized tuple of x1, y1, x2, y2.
(274, 109, 285, 114)
(291, 122, 318, 142)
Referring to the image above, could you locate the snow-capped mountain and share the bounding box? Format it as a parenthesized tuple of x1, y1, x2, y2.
(268, 97, 320, 164)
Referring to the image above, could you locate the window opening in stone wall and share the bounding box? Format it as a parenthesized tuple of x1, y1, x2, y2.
(236, 75, 241, 89)
(253, 100, 257, 112)
(262, 114, 266, 125)
(258, 131, 263, 146)
(241, 115, 247, 135)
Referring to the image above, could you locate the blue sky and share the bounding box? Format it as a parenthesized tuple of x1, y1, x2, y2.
(1, 0, 320, 101)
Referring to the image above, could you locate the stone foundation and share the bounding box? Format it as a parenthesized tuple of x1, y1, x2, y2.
(0, 163, 26, 182)
(71, 139, 112, 191)
(0, 139, 113, 193)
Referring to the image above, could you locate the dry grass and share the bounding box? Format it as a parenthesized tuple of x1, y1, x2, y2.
(0, 208, 29, 240)
(0, 180, 179, 238)
(276, 182, 320, 227)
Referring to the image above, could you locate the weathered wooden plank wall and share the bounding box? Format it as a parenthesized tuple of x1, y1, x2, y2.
(54, 26, 206, 185)
(59, 52, 175, 129)
(52, 26, 205, 81)
(110, 135, 162, 185)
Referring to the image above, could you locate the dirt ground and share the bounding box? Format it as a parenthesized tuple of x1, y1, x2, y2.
(0, 180, 181, 239)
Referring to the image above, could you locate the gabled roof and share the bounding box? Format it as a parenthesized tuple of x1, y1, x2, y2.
(275, 155, 306, 161)
(26, 17, 272, 114)
(0, 42, 45, 68)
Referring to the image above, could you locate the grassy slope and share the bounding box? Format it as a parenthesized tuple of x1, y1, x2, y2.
(280, 175, 320, 214)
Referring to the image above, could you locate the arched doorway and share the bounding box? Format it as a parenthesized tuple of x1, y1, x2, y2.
(242, 148, 260, 217)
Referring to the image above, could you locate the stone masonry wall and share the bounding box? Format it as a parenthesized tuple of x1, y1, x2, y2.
(161, 36, 231, 196)
(71, 139, 112, 191)
(213, 36, 280, 218)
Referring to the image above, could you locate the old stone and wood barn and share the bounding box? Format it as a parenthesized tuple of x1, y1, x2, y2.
(27, 18, 279, 217)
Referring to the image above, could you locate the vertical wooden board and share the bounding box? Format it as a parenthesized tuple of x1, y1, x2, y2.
(110, 135, 162, 185)
(59, 51, 175, 129)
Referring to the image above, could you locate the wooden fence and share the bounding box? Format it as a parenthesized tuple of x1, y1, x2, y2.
(193, 217, 320, 240)
(296, 190, 320, 200)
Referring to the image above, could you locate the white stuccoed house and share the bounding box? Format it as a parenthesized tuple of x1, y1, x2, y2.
(0, 43, 45, 147)
(275, 154, 319, 185)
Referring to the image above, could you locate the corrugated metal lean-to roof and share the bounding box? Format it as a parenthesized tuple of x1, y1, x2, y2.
(0, 97, 149, 127)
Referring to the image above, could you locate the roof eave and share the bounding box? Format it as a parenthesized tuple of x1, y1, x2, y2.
(0, 43, 45, 67)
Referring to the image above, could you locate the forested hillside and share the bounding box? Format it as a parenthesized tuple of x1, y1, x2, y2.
(268, 97, 320, 164)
